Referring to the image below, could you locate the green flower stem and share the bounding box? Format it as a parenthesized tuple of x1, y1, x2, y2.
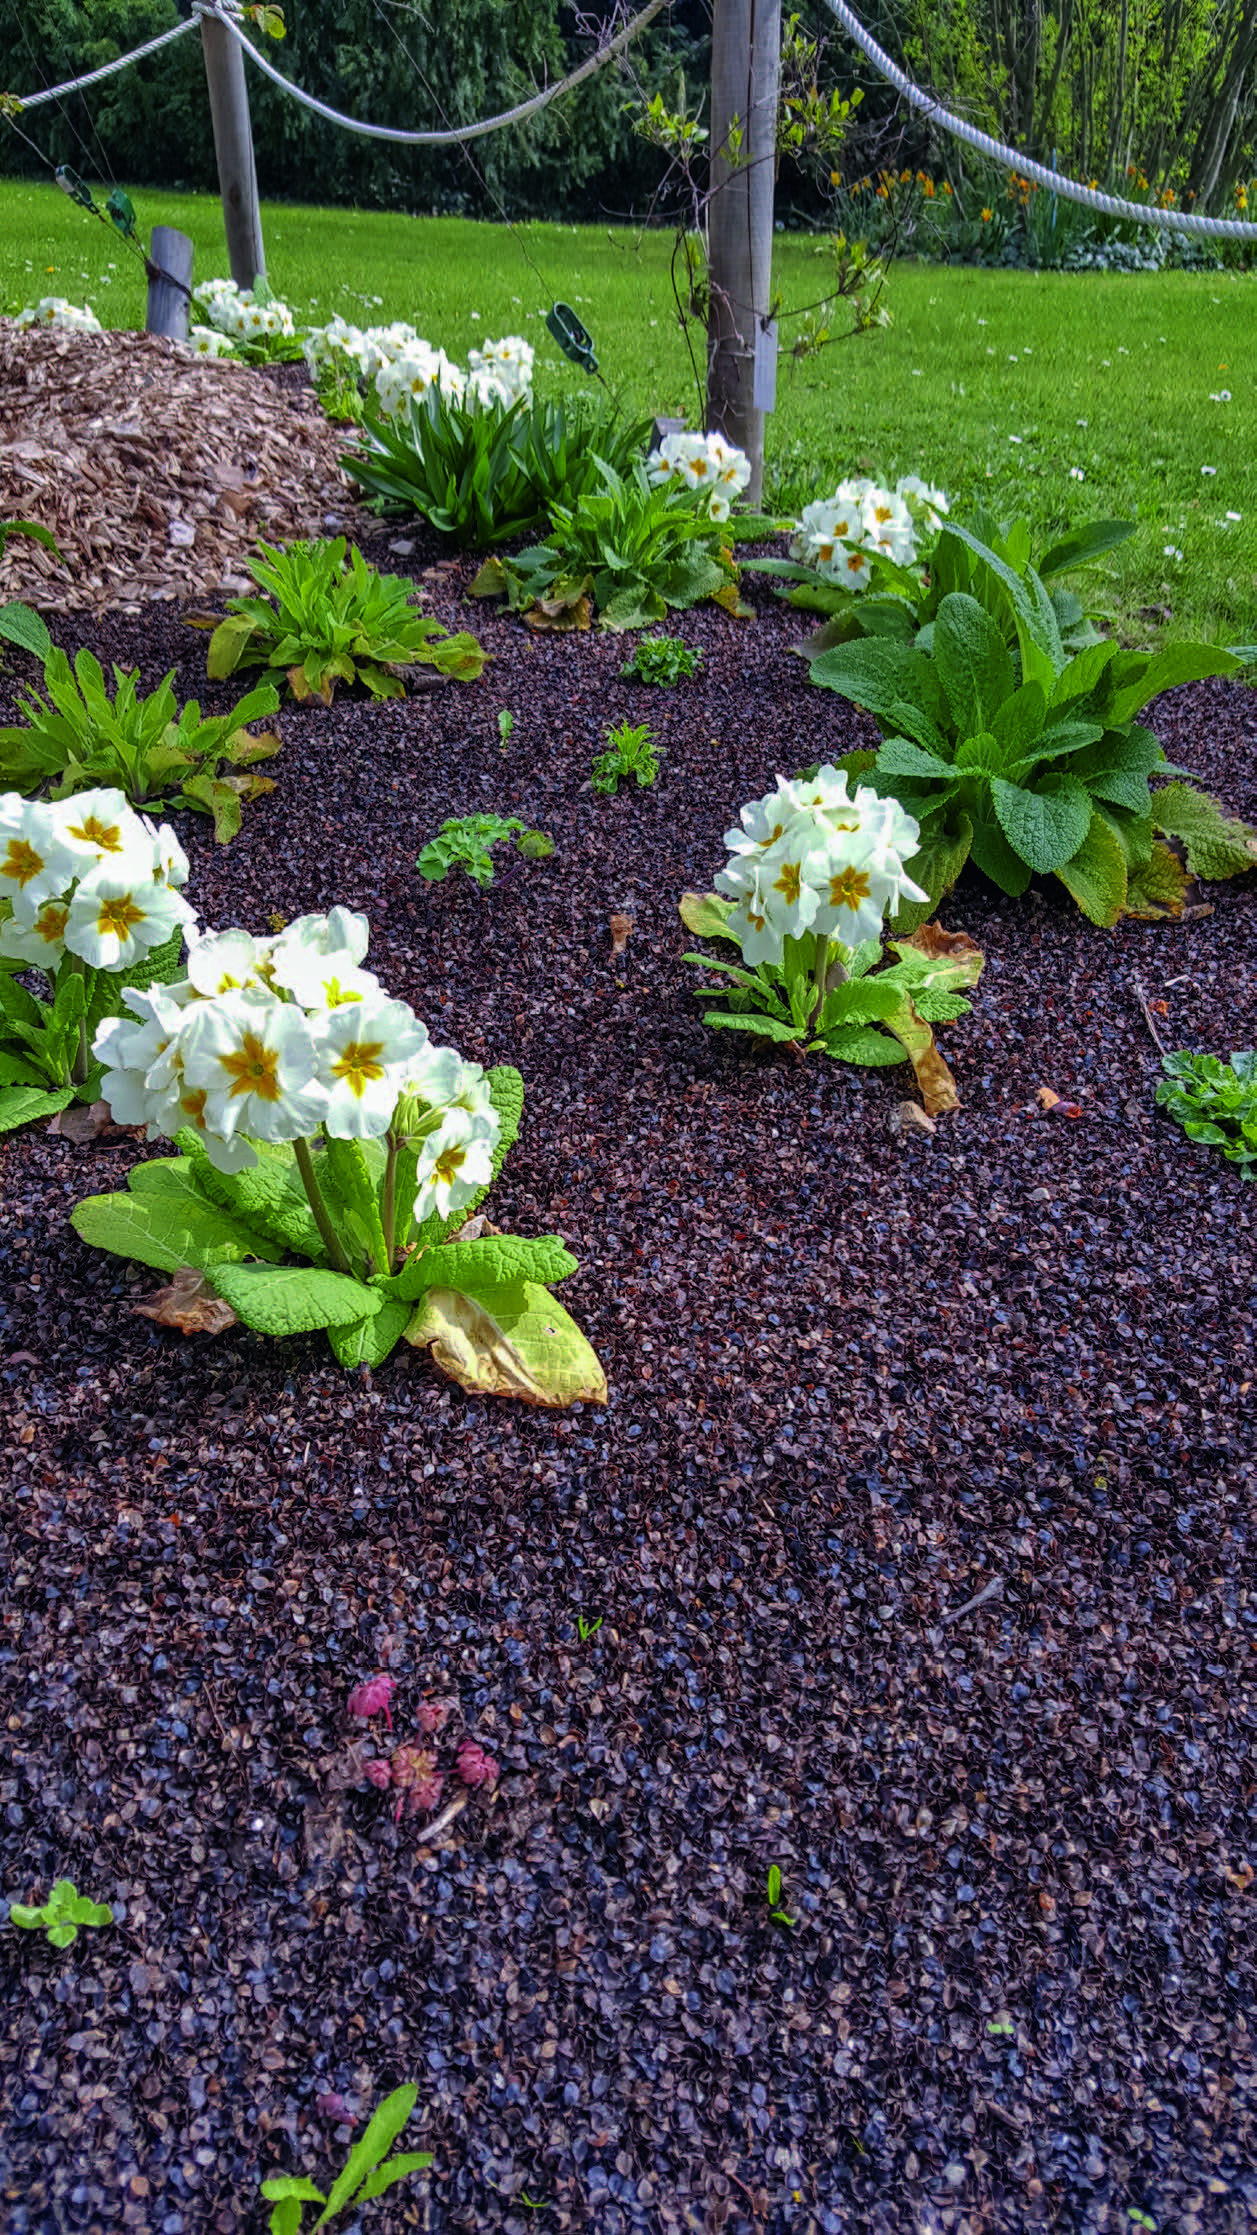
(808, 935, 831, 1029)
(68, 955, 89, 1085)
(293, 1136, 355, 1277)
(382, 1132, 398, 1269)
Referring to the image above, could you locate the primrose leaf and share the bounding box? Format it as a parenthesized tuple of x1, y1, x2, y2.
(394, 1233, 578, 1302)
(71, 1169, 284, 1273)
(205, 1264, 380, 1336)
(404, 1278, 607, 1407)
(354, 2155, 435, 2203)
(326, 1290, 413, 1369)
(0, 1083, 76, 1134)
(822, 1023, 906, 1065)
(678, 891, 740, 942)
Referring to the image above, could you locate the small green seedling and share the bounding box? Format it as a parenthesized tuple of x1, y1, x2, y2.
(766, 1864, 797, 1927)
(590, 720, 661, 796)
(620, 635, 702, 687)
(576, 1613, 603, 1642)
(9, 1880, 113, 1948)
(498, 709, 515, 747)
(1127, 2211, 1157, 2232)
(416, 813, 554, 889)
(1156, 1049, 1257, 1178)
(986, 2014, 1015, 2037)
(261, 2083, 431, 2234)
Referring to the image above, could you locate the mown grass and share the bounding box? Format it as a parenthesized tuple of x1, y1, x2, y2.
(1, 178, 1254, 645)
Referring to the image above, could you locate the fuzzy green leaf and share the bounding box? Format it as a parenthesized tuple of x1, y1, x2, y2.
(394, 1233, 578, 1303)
(991, 774, 1093, 873)
(1151, 781, 1257, 881)
(71, 1171, 283, 1273)
(206, 1263, 380, 1336)
(326, 1291, 413, 1369)
(678, 891, 739, 942)
(0, 1083, 75, 1133)
(403, 1278, 607, 1407)
(932, 593, 1016, 737)
(821, 1023, 906, 1065)
(1052, 808, 1130, 925)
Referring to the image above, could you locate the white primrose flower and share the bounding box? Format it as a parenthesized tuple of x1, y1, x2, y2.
(185, 926, 276, 998)
(0, 793, 79, 910)
(188, 325, 236, 360)
(141, 817, 191, 891)
(0, 891, 72, 968)
(311, 996, 431, 1139)
(51, 789, 151, 874)
(722, 776, 808, 859)
(411, 1103, 496, 1226)
(861, 488, 915, 562)
(273, 906, 371, 966)
(177, 988, 328, 1143)
(64, 862, 193, 972)
(896, 474, 950, 531)
(723, 880, 787, 970)
(270, 908, 380, 1008)
(92, 983, 196, 1128)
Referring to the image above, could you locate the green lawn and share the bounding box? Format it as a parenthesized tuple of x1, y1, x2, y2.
(2, 178, 1255, 644)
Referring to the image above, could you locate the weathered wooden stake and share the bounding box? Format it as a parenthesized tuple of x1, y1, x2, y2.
(145, 226, 194, 340)
(200, 5, 266, 289)
(707, 0, 782, 505)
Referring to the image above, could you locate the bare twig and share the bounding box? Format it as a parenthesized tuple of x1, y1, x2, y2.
(1131, 973, 1169, 1057)
(940, 1576, 1004, 1624)
(412, 1790, 469, 1850)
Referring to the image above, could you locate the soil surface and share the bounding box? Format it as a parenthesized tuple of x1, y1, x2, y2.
(1, 537, 1255, 2235)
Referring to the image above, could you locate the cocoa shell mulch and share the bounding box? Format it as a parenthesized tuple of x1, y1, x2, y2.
(1, 545, 1256, 2235)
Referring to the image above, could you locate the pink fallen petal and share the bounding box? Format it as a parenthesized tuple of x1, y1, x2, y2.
(414, 1698, 454, 1735)
(362, 1758, 392, 1791)
(347, 1675, 397, 1730)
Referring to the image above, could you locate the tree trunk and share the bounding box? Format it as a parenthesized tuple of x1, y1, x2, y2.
(707, 0, 781, 506)
(200, 8, 266, 289)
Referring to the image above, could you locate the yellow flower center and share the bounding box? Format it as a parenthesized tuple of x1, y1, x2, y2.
(846, 551, 866, 573)
(96, 893, 145, 941)
(33, 903, 70, 944)
(3, 837, 46, 888)
(872, 503, 893, 524)
(332, 1040, 387, 1098)
(67, 812, 125, 853)
(179, 1086, 209, 1125)
(433, 1142, 467, 1187)
(829, 865, 872, 911)
(322, 974, 363, 1008)
(219, 1030, 284, 1102)
(756, 821, 786, 850)
(773, 860, 803, 907)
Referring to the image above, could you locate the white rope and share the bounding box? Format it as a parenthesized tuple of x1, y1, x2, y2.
(192, 0, 668, 148)
(823, 0, 1257, 240)
(8, 17, 200, 110)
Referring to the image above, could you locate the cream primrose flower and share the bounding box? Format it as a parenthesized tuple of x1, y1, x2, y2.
(722, 877, 788, 970)
(722, 776, 809, 859)
(861, 488, 915, 562)
(178, 988, 327, 1144)
(0, 793, 80, 911)
(705, 433, 752, 495)
(140, 816, 191, 891)
(896, 474, 950, 531)
(92, 982, 258, 1172)
(269, 909, 378, 1008)
(411, 1102, 496, 1225)
(312, 995, 431, 1138)
(64, 862, 193, 972)
(189, 325, 236, 360)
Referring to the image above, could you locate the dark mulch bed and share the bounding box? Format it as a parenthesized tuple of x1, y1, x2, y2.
(2, 552, 1256, 2235)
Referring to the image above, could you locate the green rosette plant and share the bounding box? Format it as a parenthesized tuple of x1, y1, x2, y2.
(0, 649, 281, 843)
(681, 765, 984, 1111)
(803, 516, 1256, 926)
(71, 907, 606, 1404)
(196, 538, 486, 704)
(1156, 1050, 1257, 1178)
(0, 787, 194, 1133)
(468, 458, 744, 632)
(9, 1881, 113, 1949)
(260, 2083, 431, 2234)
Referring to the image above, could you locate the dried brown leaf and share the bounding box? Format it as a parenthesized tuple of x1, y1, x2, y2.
(133, 1267, 238, 1336)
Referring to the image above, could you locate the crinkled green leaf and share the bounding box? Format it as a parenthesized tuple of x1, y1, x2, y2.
(206, 1263, 380, 1336)
(1053, 808, 1130, 925)
(0, 1083, 75, 1133)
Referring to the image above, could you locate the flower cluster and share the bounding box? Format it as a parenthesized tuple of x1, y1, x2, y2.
(191, 278, 297, 350)
(303, 314, 372, 382)
(349, 1675, 499, 1823)
(644, 429, 752, 522)
(714, 765, 927, 966)
(187, 325, 236, 361)
(466, 333, 534, 410)
(14, 297, 102, 335)
(0, 788, 193, 973)
(373, 336, 467, 418)
(92, 904, 501, 1217)
(790, 473, 949, 587)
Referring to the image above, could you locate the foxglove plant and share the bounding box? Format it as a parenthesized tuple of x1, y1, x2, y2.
(0, 787, 194, 1133)
(680, 766, 984, 1109)
(71, 908, 608, 1399)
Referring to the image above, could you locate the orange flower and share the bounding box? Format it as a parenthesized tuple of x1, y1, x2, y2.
(981, 207, 993, 222)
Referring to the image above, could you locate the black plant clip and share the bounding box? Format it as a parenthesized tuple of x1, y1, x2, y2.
(545, 301, 598, 375)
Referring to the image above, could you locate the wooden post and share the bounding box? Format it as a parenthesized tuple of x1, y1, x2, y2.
(145, 226, 194, 340)
(706, 0, 781, 506)
(199, 5, 266, 289)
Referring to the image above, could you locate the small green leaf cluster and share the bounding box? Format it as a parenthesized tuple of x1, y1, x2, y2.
(591, 721, 661, 795)
(344, 389, 652, 549)
(0, 926, 183, 1135)
(0, 651, 282, 843)
(9, 1880, 113, 1948)
(470, 459, 741, 632)
(679, 892, 982, 1082)
(417, 814, 553, 888)
(261, 2083, 431, 2234)
(805, 514, 1254, 925)
(1156, 1049, 1257, 1177)
(0, 516, 59, 664)
(203, 539, 486, 704)
(620, 635, 702, 687)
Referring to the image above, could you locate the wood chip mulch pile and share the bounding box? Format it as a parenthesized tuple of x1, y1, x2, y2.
(0, 324, 370, 615)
